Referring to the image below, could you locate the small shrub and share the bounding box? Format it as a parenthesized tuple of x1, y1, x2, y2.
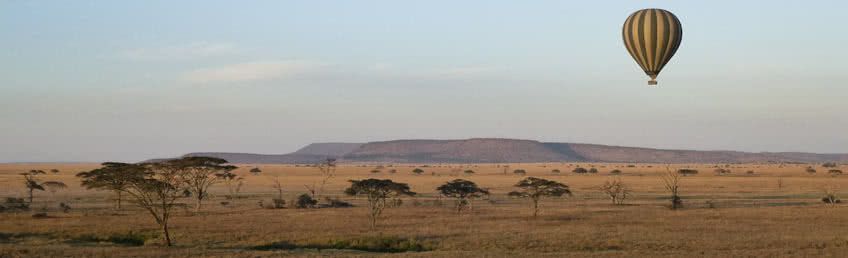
(714, 168, 731, 175)
(1, 197, 29, 212)
(59, 202, 71, 213)
(31, 213, 49, 219)
(822, 195, 842, 204)
(572, 167, 588, 174)
(253, 236, 431, 253)
(107, 231, 150, 246)
(677, 169, 699, 176)
(324, 197, 353, 208)
(250, 167, 262, 175)
(272, 199, 286, 209)
(823, 162, 838, 168)
(370, 169, 381, 174)
(829, 170, 843, 176)
(609, 169, 622, 175)
(412, 168, 424, 175)
(746, 170, 755, 175)
(551, 169, 561, 174)
(293, 194, 317, 209)
(588, 168, 599, 174)
(388, 169, 397, 174)
(73, 231, 151, 246)
(806, 167, 817, 174)
(463, 170, 475, 175)
(513, 169, 527, 175)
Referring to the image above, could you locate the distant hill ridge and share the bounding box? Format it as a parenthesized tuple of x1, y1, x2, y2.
(172, 138, 848, 164)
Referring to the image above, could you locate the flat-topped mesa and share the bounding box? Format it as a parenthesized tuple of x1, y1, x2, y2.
(164, 138, 848, 164)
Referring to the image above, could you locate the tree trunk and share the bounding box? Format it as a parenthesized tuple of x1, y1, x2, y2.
(162, 221, 172, 246)
(532, 198, 539, 217)
(195, 196, 202, 212)
(115, 191, 122, 210)
(28, 188, 34, 204)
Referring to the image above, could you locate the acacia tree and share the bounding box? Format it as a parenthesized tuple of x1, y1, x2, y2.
(21, 170, 47, 204)
(344, 179, 416, 228)
(216, 170, 243, 199)
(123, 162, 188, 246)
(436, 179, 489, 213)
(166, 157, 237, 212)
(508, 177, 571, 217)
(76, 162, 141, 210)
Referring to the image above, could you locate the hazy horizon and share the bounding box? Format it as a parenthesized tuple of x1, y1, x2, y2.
(3, 1, 848, 162)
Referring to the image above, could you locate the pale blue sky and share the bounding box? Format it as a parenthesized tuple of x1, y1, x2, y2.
(2, 1, 847, 162)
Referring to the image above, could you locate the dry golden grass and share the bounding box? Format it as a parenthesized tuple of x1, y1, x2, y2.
(2, 162, 848, 257)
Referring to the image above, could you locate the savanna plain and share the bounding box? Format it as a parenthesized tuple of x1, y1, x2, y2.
(2, 162, 848, 257)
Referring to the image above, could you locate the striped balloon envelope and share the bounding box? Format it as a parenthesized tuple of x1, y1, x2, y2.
(622, 9, 682, 86)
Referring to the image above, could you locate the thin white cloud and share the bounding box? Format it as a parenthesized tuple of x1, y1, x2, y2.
(181, 60, 324, 84)
(119, 42, 238, 61)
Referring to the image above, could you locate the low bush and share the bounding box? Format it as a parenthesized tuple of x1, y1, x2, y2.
(72, 231, 151, 246)
(324, 197, 353, 208)
(677, 169, 699, 176)
(272, 198, 286, 209)
(0, 197, 29, 212)
(293, 194, 317, 209)
(253, 236, 432, 253)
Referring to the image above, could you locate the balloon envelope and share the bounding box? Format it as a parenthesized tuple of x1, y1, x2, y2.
(622, 9, 682, 86)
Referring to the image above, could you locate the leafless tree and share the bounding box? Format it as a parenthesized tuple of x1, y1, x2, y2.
(661, 168, 683, 209)
(313, 158, 337, 199)
(599, 177, 629, 205)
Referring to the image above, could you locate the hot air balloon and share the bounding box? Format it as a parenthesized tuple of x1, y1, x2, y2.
(622, 9, 682, 86)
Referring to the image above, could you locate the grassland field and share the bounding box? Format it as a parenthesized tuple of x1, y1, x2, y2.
(1, 162, 848, 257)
